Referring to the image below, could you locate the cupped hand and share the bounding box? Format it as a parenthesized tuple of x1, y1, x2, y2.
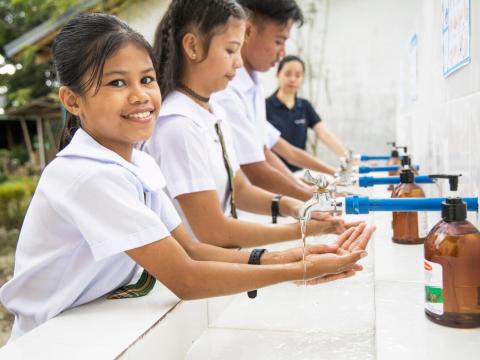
(306, 212, 364, 235)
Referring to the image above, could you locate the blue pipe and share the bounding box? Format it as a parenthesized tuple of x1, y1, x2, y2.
(359, 155, 391, 161)
(345, 196, 478, 214)
(358, 175, 435, 188)
(358, 165, 420, 174)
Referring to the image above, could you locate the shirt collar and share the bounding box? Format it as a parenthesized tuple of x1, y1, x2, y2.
(270, 94, 303, 111)
(57, 128, 165, 192)
(230, 67, 260, 93)
(159, 90, 226, 127)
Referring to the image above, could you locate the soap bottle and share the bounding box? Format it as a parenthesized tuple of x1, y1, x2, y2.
(391, 168, 428, 244)
(424, 175, 480, 328)
(387, 145, 407, 176)
(388, 154, 412, 191)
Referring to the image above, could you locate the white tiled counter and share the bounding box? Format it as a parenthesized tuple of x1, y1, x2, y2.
(1, 183, 479, 359)
(186, 185, 480, 360)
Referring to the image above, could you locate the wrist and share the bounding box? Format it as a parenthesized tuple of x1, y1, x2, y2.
(281, 197, 302, 219)
(260, 251, 281, 265)
(271, 194, 283, 224)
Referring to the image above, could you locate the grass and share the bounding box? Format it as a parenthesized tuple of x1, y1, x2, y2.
(0, 227, 18, 347)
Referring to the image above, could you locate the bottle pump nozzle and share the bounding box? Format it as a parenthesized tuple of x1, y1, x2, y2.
(428, 174, 461, 191)
(428, 175, 465, 222)
(401, 155, 411, 167)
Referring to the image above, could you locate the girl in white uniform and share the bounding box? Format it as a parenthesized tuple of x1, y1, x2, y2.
(0, 13, 372, 341)
(144, 0, 370, 248)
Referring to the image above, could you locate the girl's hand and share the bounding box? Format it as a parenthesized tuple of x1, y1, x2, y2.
(262, 243, 340, 265)
(334, 223, 376, 253)
(306, 212, 364, 235)
(265, 243, 366, 281)
(262, 223, 374, 266)
(303, 249, 367, 281)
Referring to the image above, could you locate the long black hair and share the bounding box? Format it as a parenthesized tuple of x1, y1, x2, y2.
(53, 13, 158, 150)
(153, 0, 246, 99)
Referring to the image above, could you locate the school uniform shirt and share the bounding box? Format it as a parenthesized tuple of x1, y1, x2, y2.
(0, 128, 181, 340)
(143, 91, 240, 239)
(213, 67, 281, 165)
(266, 94, 322, 172)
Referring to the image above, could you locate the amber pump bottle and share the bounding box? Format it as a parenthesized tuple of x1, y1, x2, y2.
(388, 153, 412, 191)
(387, 144, 407, 176)
(424, 175, 480, 328)
(391, 167, 428, 244)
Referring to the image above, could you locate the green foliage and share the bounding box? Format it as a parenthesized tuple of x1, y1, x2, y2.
(0, 176, 38, 230)
(10, 144, 28, 164)
(0, 0, 79, 109)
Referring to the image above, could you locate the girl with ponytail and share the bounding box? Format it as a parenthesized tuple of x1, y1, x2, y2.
(145, 0, 371, 249)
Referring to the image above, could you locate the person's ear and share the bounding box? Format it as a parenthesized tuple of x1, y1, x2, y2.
(182, 32, 203, 61)
(59, 86, 81, 116)
(244, 21, 255, 43)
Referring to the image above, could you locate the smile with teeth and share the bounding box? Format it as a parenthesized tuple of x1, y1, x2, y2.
(123, 111, 153, 121)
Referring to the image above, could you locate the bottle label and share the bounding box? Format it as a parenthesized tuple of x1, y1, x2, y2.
(418, 211, 429, 238)
(424, 260, 444, 315)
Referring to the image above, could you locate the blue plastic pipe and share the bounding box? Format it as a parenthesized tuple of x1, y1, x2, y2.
(358, 175, 434, 188)
(359, 155, 391, 161)
(345, 196, 478, 215)
(358, 165, 420, 174)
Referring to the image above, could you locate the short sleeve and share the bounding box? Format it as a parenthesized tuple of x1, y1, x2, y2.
(214, 90, 266, 165)
(149, 116, 217, 198)
(150, 190, 182, 232)
(304, 100, 322, 128)
(60, 168, 172, 261)
(264, 121, 281, 149)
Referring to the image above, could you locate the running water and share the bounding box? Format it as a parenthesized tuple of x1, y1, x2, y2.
(300, 218, 308, 284)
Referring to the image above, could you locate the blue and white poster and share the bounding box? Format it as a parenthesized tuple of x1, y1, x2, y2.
(442, 0, 471, 77)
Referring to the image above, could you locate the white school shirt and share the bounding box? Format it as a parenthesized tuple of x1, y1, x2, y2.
(213, 67, 281, 165)
(0, 129, 181, 340)
(143, 91, 240, 239)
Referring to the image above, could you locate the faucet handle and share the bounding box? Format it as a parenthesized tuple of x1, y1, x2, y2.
(303, 170, 328, 190)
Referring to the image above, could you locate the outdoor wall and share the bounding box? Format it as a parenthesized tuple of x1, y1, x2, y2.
(262, 0, 418, 165)
(117, 0, 168, 44)
(394, 0, 479, 227)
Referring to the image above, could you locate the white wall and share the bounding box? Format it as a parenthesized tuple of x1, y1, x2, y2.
(117, 0, 168, 44)
(394, 0, 479, 226)
(262, 0, 418, 165)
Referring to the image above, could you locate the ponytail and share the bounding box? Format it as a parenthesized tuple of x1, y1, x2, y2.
(59, 113, 80, 151)
(154, 0, 246, 99)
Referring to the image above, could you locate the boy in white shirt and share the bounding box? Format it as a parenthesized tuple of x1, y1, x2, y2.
(214, 0, 336, 202)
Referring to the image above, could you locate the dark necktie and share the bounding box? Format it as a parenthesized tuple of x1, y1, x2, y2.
(214, 121, 238, 219)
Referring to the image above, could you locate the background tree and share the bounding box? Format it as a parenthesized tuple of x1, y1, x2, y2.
(0, 0, 78, 110)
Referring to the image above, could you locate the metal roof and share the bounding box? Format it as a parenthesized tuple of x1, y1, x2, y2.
(4, 0, 103, 58)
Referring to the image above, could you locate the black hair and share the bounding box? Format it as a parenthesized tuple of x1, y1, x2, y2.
(53, 13, 158, 150)
(277, 55, 305, 74)
(154, 0, 246, 98)
(237, 0, 304, 27)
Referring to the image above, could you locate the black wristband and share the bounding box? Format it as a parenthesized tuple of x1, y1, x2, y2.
(271, 194, 283, 224)
(247, 249, 267, 299)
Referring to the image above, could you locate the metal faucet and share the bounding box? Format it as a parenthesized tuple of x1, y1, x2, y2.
(299, 170, 343, 221)
(333, 157, 357, 187)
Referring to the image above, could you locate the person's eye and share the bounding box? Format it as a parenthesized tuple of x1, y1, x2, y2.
(108, 79, 126, 87)
(141, 76, 155, 84)
(227, 49, 235, 55)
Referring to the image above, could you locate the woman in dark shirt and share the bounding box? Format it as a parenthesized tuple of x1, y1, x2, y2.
(266, 55, 348, 171)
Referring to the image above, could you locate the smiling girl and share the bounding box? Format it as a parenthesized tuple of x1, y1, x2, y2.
(0, 13, 371, 341)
